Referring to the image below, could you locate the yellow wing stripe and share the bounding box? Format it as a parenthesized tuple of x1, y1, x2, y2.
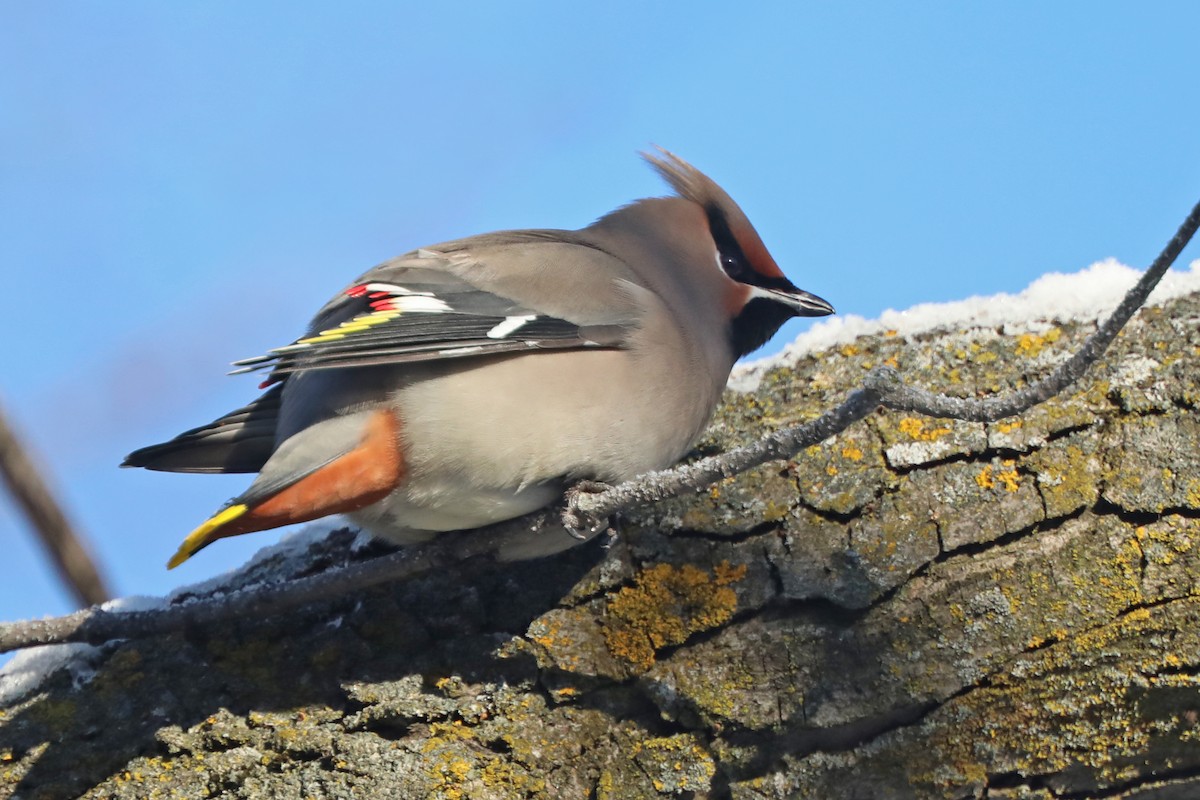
(167, 503, 249, 569)
(297, 311, 401, 345)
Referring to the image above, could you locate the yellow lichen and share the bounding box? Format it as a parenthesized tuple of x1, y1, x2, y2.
(1186, 478, 1200, 510)
(28, 697, 77, 730)
(1035, 443, 1101, 517)
(1016, 327, 1062, 357)
(912, 594, 1196, 793)
(1016, 332, 1042, 355)
(712, 561, 747, 586)
(898, 417, 952, 441)
(526, 615, 584, 672)
(761, 500, 790, 522)
(424, 720, 475, 748)
(996, 461, 1021, 492)
(841, 445, 864, 461)
(675, 655, 758, 719)
(596, 770, 616, 800)
(601, 562, 747, 671)
(976, 466, 996, 490)
(632, 735, 717, 793)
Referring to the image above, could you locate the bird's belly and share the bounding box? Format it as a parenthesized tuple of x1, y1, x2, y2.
(395, 349, 719, 490)
(348, 480, 561, 544)
(344, 347, 722, 544)
(319, 336, 728, 547)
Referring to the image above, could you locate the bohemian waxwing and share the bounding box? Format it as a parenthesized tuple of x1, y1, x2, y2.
(124, 149, 834, 568)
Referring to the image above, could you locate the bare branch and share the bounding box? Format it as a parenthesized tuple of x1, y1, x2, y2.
(0, 508, 597, 652)
(0, 529, 485, 652)
(0, 197, 1196, 655)
(0, 401, 112, 608)
(876, 198, 1200, 421)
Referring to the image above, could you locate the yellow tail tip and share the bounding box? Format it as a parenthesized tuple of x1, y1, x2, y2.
(167, 503, 249, 569)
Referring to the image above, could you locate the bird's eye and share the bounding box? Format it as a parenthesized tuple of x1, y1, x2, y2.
(720, 252, 748, 281)
(708, 206, 754, 282)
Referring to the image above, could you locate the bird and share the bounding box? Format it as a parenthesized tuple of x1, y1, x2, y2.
(123, 149, 834, 568)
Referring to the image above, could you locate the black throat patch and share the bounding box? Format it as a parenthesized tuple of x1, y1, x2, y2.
(729, 296, 796, 358)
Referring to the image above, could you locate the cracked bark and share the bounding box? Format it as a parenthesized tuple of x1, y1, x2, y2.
(3, 293, 1200, 800)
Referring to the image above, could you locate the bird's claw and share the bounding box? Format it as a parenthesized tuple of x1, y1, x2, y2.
(561, 480, 613, 539)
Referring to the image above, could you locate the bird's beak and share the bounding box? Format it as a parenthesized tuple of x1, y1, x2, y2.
(762, 286, 835, 317)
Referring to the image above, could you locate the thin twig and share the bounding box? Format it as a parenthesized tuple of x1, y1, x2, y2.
(875, 199, 1200, 421)
(0, 402, 112, 608)
(1, 198, 1197, 655)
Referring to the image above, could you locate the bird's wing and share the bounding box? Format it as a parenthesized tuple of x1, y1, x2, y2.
(231, 234, 638, 384)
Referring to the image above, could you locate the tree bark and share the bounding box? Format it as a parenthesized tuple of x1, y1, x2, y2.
(3, 292, 1199, 800)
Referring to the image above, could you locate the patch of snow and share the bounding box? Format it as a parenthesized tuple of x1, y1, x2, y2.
(102, 595, 167, 613)
(166, 519, 347, 604)
(730, 258, 1200, 392)
(0, 642, 102, 705)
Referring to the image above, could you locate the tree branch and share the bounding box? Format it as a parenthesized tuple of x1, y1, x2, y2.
(875, 198, 1200, 421)
(1, 198, 1197, 655)
(0, 401, 112, 608)
(0, 537, 453, 653)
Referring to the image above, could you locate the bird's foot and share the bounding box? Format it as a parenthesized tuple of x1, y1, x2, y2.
(561, 480, 613, 539)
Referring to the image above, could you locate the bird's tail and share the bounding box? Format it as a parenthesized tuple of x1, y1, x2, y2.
(122, 385, 283, 474)
(167, 408, 404, 568)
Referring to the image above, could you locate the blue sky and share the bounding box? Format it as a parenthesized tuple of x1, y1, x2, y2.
(3, 2, 1199, 622)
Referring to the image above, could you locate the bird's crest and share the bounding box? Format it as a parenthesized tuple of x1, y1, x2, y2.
(641, 146, 737, 213)
(642, 146, 787, 282)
